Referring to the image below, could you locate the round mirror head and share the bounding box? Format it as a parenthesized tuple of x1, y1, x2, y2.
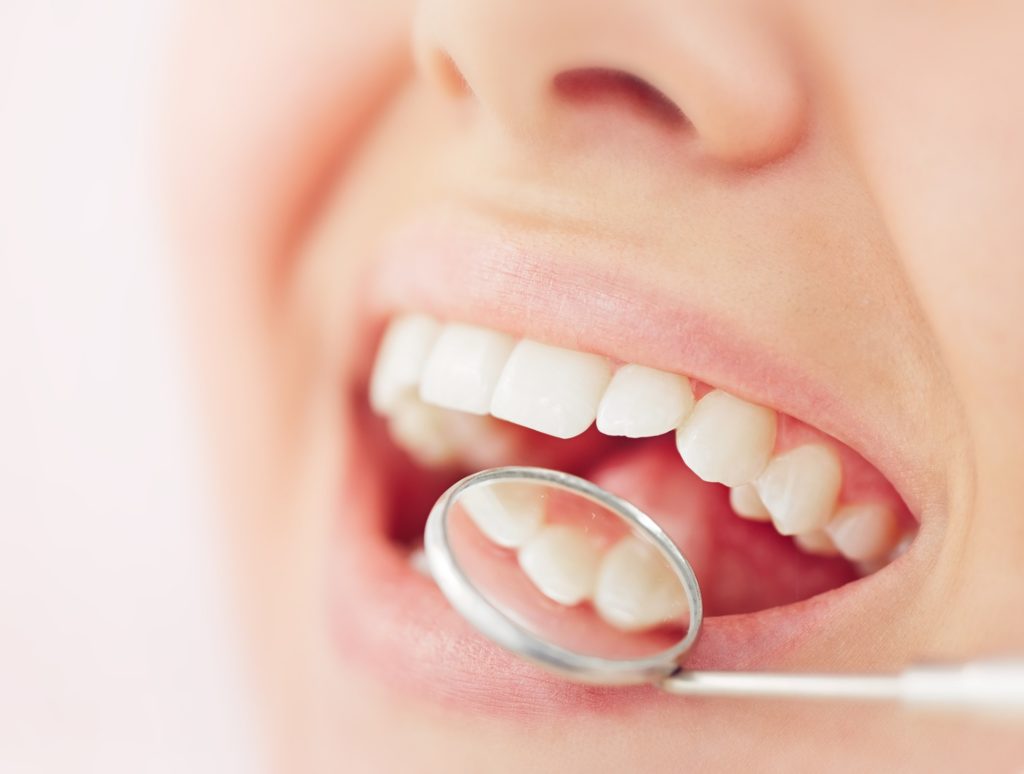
(424, 467, 703, 685)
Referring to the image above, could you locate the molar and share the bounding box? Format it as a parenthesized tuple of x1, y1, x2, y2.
(386, 394, 518, 469)
(517, 524, 601, 606)
(369, 313, 441, 414)
(593, 536, 688, 631)
(675, 390, 777, 487)
(756, 444, 842, 536)
(596, 364, 694, 438)
(419, 323, 516, 414)
(491, 340, 612, 439)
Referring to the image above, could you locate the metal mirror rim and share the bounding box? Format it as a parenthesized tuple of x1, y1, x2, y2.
(424, 466, 704, 685)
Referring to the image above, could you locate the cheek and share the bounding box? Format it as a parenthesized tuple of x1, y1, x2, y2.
(162, 1, 416, 637)
(799, 5, 1024, 377)
(164, 0, 416, 523)
(166, 1, 413, 291)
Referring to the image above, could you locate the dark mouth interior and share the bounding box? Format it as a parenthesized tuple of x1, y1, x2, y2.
(364, 396, 866, 618)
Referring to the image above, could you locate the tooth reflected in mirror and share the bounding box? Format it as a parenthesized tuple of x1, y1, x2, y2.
(441, 475, 695, 661)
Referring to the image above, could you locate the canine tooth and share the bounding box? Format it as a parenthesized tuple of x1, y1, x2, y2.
(825, 503, 899, 561)
(729, 484, 771, 521)
(491, 340, 612, 439)
(756, 444, 842, 536)
(596, 365, 694, 438)
(386, 395, 458, 467)
(593, 536, 687, 631)
(419, 323, 516, 414)
(369, 314, 441, 414)
(518, 525, 600, 606)
(793, 530, 839, 557)
(461, 483, 545, 549)
(675, 390, 777, 486)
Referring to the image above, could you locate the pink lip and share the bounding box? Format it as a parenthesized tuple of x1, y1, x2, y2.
(328, 210, 931, 718)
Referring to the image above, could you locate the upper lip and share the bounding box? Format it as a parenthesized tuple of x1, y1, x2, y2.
(332, 206, 935, 716)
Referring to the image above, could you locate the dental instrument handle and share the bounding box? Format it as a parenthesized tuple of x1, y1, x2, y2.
(661, 658, 1024, 716)
(900, 658, 1024, 714)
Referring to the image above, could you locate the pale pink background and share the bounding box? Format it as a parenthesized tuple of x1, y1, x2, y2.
(0, 2, 257, 771)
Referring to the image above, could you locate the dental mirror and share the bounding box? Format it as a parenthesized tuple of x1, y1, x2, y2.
(425, 467, 1024, 714)
(424, 466, 703, 685)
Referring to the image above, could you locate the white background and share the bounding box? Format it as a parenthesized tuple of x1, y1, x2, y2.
(0, 2, 256, 771)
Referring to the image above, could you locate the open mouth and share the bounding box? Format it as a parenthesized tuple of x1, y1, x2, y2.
(373, 311, 914, 608)
(330, 214, 923, 715)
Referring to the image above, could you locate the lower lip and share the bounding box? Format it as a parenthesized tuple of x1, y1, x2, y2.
(328, 411, 889, 719)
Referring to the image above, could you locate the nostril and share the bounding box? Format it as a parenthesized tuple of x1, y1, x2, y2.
(552, 68, 689, 130)
(429, 51, 472, 98)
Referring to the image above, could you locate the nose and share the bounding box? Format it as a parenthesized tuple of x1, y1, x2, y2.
(414, 0, 807, 167)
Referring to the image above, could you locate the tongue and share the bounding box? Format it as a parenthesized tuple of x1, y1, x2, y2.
(585, 437, 857, 616)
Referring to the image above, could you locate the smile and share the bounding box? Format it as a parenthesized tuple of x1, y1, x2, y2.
(329, 212, 929, 717)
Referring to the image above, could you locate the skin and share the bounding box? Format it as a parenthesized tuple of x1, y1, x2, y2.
(165, 0, 1024, 770)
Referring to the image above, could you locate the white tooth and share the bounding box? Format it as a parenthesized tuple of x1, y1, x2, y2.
(825, 503, 899, 561)
(419, 323, 516, 415)
(593, 536, 688, 631)
(460, 483, 546, 549)
(729, 484, 771, 521)
(596, 365, 694, 438)
(437, 410, 519, 469)
(675, 390, 777, 486)
(756, 444, 842, 536)
(491, 340, 612, 439)
(386, 395, 458, 467)
(517, 525, 600, 606)
(369, 313, 441, 414)
(409, 546, 433, 578)
(889, 531, 915, 560)
(793, 530, 839, 557)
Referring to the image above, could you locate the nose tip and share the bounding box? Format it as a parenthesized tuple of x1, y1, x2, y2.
(414, 0, 807, 168)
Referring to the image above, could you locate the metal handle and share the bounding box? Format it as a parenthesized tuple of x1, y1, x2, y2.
(661, 670, 902, 703)
(661, 658, 1024, 716)
(900, 658, 1024, 714)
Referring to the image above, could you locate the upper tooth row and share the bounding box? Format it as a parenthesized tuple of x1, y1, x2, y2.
(371, 314, 698, 440)
(371, 314, 901, 560)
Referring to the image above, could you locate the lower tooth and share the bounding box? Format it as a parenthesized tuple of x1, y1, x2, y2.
(438, 411, 519, 469)
(461, 483, 545, 549)
(517, 525, 600, 606)
(889, 531, 915, 560)
(409, 546, 432, 578)
(756, 444, 842, 536)
(386, 396, 458, 467)
(825, 503, 899, 561)
(793, 530, 839, 557)
(593, 536, 688, 631)
(729, 484, 771, 521)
